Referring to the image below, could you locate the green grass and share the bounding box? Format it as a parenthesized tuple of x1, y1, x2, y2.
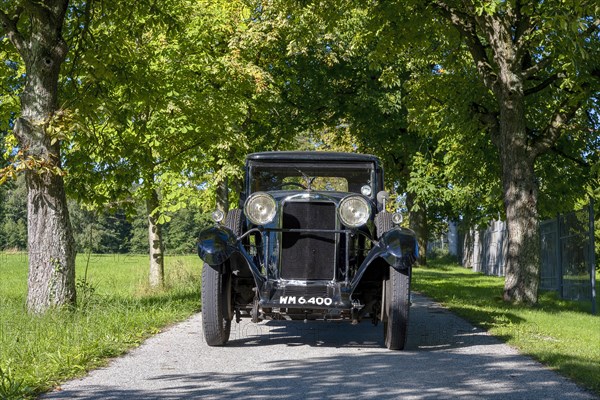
(412, 257, 600, 396)
(0, 253, 201, 399)
(3, 253, 598, 398)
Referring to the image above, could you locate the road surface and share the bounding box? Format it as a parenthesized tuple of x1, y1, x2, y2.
(43, 294, 597, 399)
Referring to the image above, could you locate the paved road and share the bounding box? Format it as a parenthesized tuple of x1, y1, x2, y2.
(43, 294, 597, 399)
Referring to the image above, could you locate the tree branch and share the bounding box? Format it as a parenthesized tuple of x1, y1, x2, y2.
(532, 99, 582, 156)
(153, 137, 206, 167)
(527, 129, 591, 168)
(550, 145, 589, 168)
(522, 57, 553, 79)
(470, 102, 500, 147)
(0, 6, 26, 56)
(524, 73, 560, 96)
(64, 0, 94, 96)
(512, 0, 531, 44)
(429, 0, 498, 91)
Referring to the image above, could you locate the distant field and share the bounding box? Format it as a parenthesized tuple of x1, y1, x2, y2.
(0, 253, 201, 399)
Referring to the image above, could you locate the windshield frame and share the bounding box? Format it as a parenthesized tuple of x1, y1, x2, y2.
(245, 160, 378, 199)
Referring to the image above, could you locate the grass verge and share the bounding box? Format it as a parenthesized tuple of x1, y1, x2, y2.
(0, 253, 201, 400)
(412, 256, 600, 396)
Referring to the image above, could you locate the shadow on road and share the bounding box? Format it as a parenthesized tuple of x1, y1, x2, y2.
(222, 294, 499, 351)
(43, 294, 597, 400)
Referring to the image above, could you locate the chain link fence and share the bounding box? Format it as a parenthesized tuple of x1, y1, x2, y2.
(540, 205, 596, 308)
(450, 202, 596, 313)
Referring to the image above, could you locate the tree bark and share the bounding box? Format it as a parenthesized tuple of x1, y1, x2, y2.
(147, 188, 164, 288)
(25, 161, 76, 312)
(406, 191, 428, 266)
(497, 89, 540, 304)
(216, 176, 229, 214)
(2, 1, 77, 312)
(489, 16, 540, 303)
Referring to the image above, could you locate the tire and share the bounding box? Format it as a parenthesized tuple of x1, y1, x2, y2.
(202, 263, 232, 346)
(375, 211, 393, 239)
(201, 209, 242, 346)
(383, 267, 411, 350)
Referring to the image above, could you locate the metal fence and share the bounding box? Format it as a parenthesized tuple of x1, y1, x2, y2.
(460, 220, 507, 277)
(540, 205, 596, 308)
(455, 202, 596, 313)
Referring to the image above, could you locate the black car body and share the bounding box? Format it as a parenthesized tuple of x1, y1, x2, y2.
(197, 151, 418, 350)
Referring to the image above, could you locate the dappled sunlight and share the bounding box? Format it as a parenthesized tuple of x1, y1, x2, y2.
(412, 259, 600, 395)
(42, 294, 594, 400)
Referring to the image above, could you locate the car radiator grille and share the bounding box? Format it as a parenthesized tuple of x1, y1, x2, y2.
(281, 202, 336, 280)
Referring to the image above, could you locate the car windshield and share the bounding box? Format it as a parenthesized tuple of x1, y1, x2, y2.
(248, 162, 374, 196)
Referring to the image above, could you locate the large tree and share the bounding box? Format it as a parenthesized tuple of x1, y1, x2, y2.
(424, 0, 599, 303)
(361, 0, 599, 303)
(0, 0, 76, 312)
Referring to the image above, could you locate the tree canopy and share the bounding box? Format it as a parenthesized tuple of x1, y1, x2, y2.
(0, 0, 597, 309)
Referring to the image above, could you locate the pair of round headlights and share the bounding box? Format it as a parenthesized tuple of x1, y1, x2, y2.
(243, 192, 371, 228)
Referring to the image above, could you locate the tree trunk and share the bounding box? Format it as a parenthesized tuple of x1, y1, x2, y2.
(464, 12, 542, 304)
(406, 191, 428, 266)
(497, 91, 540, 304)
(147, 188, 164, 288)
(6, 1, 77, 312)
(25, 166, 76, 312)
(216, 176, 229, 214)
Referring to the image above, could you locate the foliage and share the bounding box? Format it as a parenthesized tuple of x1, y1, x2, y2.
(69, 204, 133, 254)
(0, 176, 26, 251)
(0, 179, 210, 254)
(0, 253, 200, 399)
(60, 0, 277, 218)
(70, 201, 210, 255)
(1, 0, 597, 303)
(413, 259, 600, 396)
(162, 207, 212, 254)
(240, 1, 434, 231)
(373, 0, 599, 222)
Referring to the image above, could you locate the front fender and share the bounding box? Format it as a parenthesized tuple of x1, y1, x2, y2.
(197, 226, 238, 266)
(379, 228, 418, 270)
(350, 227, 417, 291)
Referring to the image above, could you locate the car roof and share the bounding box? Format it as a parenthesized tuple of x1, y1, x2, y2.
(246, 151, 380, 164)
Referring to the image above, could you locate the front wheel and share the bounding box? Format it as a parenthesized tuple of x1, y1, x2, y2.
(383, 267, 411, 350)
(201, 263, 232, 346)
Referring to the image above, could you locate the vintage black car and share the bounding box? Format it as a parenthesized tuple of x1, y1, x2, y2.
(197, 151, 417, 350)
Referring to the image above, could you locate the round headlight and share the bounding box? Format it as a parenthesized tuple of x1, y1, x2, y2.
(361, 185, 372, 197)
(211, 210, 225, 223)
(339, 195, 371, 228)
(244, 192, 276, 226)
